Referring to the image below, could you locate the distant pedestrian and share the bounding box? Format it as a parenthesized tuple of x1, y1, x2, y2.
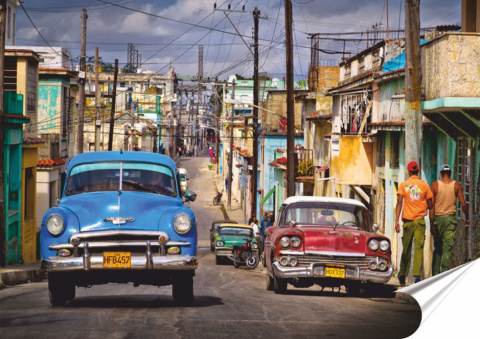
(209, 147, 214, 163)
(395, 161, 433, 285)
(225, 177, 229, 192)
(250, 216, 261, 251)
(430, 164, 469, 276)
(260, 212, 272, 252)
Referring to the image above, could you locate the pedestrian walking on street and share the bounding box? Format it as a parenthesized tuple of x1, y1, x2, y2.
(430, 164, 469, 276)
(395, 161, 433, 285)
(225, 176, 229, 192)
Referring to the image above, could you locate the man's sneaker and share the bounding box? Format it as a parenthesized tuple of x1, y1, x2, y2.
(398, 275, 406, 286)
(414, 276, 421, 283)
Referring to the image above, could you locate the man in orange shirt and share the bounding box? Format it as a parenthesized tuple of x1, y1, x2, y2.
(430, 164, 469, 276)
(395, 161, 433, 285)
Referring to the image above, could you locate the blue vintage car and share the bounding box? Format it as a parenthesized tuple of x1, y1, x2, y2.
(41, 151, 197, 306)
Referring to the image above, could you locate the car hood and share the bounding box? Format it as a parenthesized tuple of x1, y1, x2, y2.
(220, 235, 254, 247)
(60, 191, 183, 232)
(298, 226, 367, 254)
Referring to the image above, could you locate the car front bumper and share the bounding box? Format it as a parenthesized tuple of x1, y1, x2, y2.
(272, 261, 393, 284)
(42, 254, 197, 272)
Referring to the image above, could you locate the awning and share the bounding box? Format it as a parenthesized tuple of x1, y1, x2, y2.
(260, 186, 275, 206)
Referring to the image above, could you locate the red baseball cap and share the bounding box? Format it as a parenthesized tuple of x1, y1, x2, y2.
(407, 161, 419, 171)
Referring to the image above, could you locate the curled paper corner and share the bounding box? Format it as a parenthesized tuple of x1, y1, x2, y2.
(396, 259, 480, 338)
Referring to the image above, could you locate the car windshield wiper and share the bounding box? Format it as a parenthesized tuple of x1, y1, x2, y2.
(122, 180, 160, 194)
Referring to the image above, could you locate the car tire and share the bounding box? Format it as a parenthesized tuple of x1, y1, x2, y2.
(172, 272, 194, 306)
(215, 255, 222, 265)
(48, 273, 75, 306)
(210, 243, 214, 252)
(266, 273, 274, 291)
(273, 273, 287, 294)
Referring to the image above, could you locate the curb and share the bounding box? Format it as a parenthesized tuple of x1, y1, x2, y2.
(0, 267, 46, 288)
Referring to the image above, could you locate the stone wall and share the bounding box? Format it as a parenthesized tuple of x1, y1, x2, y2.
(423, 33, 480, 100)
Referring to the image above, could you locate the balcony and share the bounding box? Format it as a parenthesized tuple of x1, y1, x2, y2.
(422, 33, 480, 138)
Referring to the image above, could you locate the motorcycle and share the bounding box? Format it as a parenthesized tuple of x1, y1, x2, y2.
(213, 190, 223, 206)
(228, 238, 259, 269)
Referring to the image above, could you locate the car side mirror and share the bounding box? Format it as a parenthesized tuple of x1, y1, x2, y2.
(184, 190, 197, 202)
(372, 223, 379, 232)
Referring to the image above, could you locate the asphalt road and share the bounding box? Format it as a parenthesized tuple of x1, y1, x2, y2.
(0, 153, 422, 339)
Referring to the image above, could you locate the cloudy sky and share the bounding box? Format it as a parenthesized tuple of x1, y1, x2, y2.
(16, 0, 461, 80)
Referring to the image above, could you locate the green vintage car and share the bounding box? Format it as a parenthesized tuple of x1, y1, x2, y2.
(214, 223, 258, 265)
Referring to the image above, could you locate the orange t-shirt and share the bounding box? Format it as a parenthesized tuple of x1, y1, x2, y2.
(398, 175, 433, 220)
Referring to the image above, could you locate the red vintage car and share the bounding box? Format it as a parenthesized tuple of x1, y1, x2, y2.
(264, 196, 393, 295)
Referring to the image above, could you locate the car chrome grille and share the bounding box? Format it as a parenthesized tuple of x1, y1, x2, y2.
(297, 255, 371, 268)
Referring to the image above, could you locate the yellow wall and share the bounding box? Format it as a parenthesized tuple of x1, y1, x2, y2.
(21, 146, 39, 263)
(331, 135, 373, 185)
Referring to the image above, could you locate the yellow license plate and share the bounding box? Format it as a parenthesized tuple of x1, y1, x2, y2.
(325, 266, 345, 278)
(103, 252, 131, 268)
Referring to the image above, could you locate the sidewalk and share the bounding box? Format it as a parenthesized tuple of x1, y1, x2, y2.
(0, 261, 46, 288)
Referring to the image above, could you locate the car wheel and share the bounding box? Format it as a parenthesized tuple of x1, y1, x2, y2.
(215, 255, 222, 265)
(172, 272, 194, 306)
(346, 282, 361, 297)
(48, 273, 75, 306)
(266, 273, 274, 291)
(210, 243, 214, 252)
(273, 272, 287, 294)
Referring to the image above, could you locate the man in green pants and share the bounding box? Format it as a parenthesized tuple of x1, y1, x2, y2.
(395, 161, 433, 285)
(430, 164, 469, 276)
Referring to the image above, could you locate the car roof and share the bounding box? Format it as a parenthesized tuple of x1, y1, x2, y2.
(67, 151, 176, 172)
(218, 223, 252, 229)
(212, 219, 237, 224)
(282, 196, 366, 209)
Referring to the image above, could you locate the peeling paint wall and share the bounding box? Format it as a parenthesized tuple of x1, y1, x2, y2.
(331, 135, 373, 185)
(38, 82, 62, 134)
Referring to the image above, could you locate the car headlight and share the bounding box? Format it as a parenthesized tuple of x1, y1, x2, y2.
(379, 240, 389, 252)
(216, 240, 224, 247)
(279, 236, 290, 248)
(368, 239, 379, 251)
(174, 213, 192, 234)
(46, 214, 65, 236)
(291, 236, 301, 248)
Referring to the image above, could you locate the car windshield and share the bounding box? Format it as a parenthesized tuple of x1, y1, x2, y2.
(280, 202, 369, 230)
(219, 227, 252, 237)
(66, 162, 177, 197)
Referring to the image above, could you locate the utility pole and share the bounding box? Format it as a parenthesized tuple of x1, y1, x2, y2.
(213, 84, 220, 174)
(76, 8, 87, 155)
(227, 80, 235, 210)
(251, 6, 260, 217)
(0, 0, 7, 267)
(404, 0, 422, 169)
(196, 45, 203, 157)
(285, 0, 295, 197)
(108, 59, 118, 151)
(94, 47, 100, 151)
(386, 0, 390, 40)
